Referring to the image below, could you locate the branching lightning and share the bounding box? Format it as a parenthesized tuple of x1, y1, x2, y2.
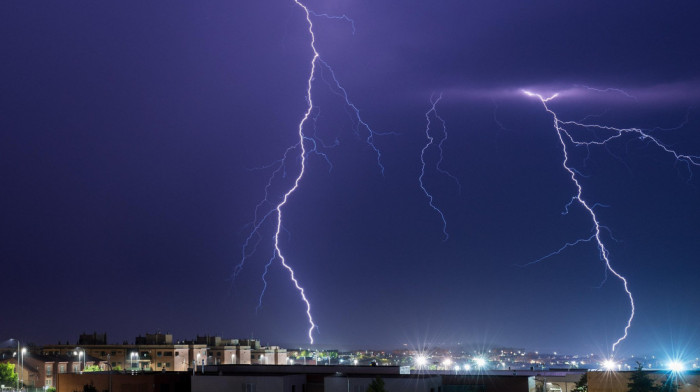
(419, 93, 460, 241)
(522, 89, 699, 353)
(235, 1, 390, 344)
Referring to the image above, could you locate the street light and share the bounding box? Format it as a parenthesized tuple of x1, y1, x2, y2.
(7, 338, 20, 391)
(21, 347, 26, 390)
(414, 355, 427, 368)
(602, 359, 617, 371)
(130, 352, 138, 372)
(73, 350, 85, 373)
(443, 358, 452, 371)
(474, 357, 486, 369)
(668, 360, 685, 372)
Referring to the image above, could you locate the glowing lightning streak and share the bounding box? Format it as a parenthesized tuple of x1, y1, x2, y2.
(259, 0, 323, 344)
(237, 2, 392, 344)
(523, 88, 700, 351)
(419, 93, 459, 241)
(523, 89, 634, 353)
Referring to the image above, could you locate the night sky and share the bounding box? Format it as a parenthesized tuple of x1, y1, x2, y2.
(2, 1, 700, 357)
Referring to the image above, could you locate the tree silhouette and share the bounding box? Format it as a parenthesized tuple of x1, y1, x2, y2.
(367, 376, 387, 392)
(628, 362, 659, 392)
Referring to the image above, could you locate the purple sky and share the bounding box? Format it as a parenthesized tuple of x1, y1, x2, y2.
(2, 1, 700, 357)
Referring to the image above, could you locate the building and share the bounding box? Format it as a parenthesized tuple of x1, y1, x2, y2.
(1, 352, 106, 389)
(252, 346, 288, 365)
(42, 333, 268, 371)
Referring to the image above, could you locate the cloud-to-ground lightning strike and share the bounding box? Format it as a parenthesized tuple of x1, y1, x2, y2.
(234, 1, 390, 345)
(523, 90, 634, 354)
(419, 93, 460, 241)
(522, 88, 700, 354)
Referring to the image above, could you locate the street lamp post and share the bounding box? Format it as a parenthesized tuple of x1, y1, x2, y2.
(20, 347, 26, 390)
(8, 339, 20, 392)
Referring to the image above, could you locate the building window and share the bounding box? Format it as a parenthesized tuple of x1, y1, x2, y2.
(46, 365, 52, 376)
(157, 352, 162, 357)
(216, 352, 221, 356)
(164, 352, 173, 357)
(46, 379, 52, 387)
(111, 351, 117, 355)
(72, 364, 80, 373)
(157, 363, 162, 368)
(59, 364, 66, 374)
(175, 352, 179, 356)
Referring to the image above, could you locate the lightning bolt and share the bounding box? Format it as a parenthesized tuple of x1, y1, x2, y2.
(419, 93, 461, 241)
(523, 89, 633, 353)
(523, 88, 699, 353)
(236, 1, 390, 345)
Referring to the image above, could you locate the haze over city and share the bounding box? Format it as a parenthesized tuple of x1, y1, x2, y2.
(2, 0, 700, 360)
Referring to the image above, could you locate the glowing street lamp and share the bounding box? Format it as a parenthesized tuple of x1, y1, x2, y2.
(668, 360, 685, 372)
(474, 357, 486, 369)
(130, 352, 138, 372)
(415, 355, 427, 368)
(7, 338, 21, 391)
(73, 350, 86, 373)
(603, 359, 617, 371)
(21, 347, 27, 388)
(443, 358, 452, 370)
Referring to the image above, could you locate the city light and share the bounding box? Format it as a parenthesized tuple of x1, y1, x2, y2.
(415, 355, 427, 367)
(603, 359, 617, 371)
(474, 357, 486, 368)
(668, 360, 685, 372)
(443, 358, 452, 368)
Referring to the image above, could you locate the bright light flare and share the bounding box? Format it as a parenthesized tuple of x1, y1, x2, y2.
(415, 355, 428, 367)
(474, 357, 486, 368)
(603, 359, 617, 371)
(668, 360, 685, 372)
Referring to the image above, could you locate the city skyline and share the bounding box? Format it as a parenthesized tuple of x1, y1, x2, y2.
(2, 1, 700, 357)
